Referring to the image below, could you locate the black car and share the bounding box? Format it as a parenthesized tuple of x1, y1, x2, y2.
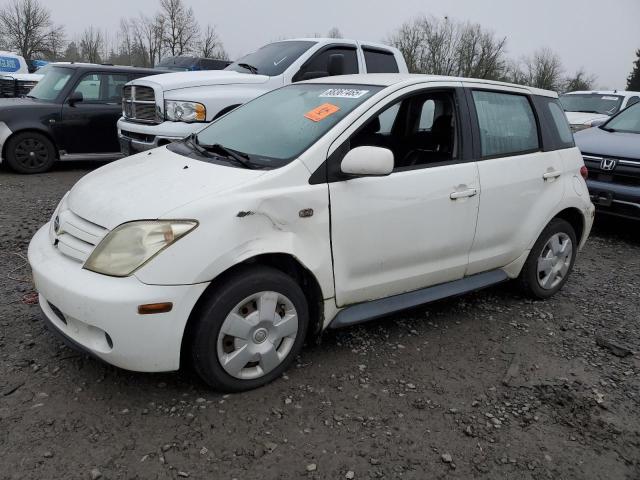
(574, 102, 640, 220)
(0, 63, 163, 173)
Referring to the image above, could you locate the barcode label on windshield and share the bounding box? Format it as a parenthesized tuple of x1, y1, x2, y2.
(602, 96, 619, 101)
(319, 89, 369, 99)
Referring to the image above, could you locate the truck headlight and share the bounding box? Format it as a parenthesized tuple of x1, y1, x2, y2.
(165, 100, 206, 122)
(84, 220, 198, 277)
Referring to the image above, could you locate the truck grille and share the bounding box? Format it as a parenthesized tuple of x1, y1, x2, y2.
(0, 77, 38, 97)
(122, 85, 159, 123)
(52, 209, 108, 263)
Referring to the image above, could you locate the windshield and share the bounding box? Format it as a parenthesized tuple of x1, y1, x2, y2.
(155, 56, 194, 71)
(191, 83, 382, 167)
(602, 102, 640, 134)
(559, 93, 624, 116)
(28, 66, 72, 100)
(224, 41, 316, 76)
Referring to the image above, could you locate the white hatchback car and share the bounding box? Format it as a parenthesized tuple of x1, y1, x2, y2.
(29, 74, 595, 391)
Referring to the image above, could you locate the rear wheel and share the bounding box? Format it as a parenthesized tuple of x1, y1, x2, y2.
(518, 218, 577, 299)
(5, 132, 56, 174)
(189, 266, 308, 392)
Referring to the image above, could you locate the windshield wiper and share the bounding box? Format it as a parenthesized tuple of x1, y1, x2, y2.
(601, 126, 617, 132)
(187, 134, 255, 169)
(237, 63, 259, 74)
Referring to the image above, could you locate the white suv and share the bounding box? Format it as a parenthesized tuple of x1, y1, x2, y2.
(29, 74, 595, 391)
(560, 90, 640, 132)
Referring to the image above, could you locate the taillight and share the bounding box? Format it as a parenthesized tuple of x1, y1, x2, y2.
(580, 165, 588, 180)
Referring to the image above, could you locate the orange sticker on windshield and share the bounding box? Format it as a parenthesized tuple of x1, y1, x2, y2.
(305, 103, 340, 122)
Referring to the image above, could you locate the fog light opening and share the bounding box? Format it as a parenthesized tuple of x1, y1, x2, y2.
(138, 302, 173, 315)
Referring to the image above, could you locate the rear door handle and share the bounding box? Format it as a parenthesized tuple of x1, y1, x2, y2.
(543, 170, 562, 181)
(450, 188, 477, 200)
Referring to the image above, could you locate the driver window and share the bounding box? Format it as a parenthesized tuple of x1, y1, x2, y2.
(293, 48, 358, 82)
(73, 74, 101, 101)
(349, 90, 458, 170)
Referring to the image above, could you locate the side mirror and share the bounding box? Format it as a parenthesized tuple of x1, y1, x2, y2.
(341, 146, 394, 177)
(67, 91, 83, 105)
(327, 54, 345, 76)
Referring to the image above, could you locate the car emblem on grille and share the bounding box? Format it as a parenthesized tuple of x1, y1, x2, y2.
(53, 215, 62, 235)
(600, 158, 617, 171)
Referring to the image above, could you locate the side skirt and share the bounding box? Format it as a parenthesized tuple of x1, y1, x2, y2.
(328, 269, 508, 329)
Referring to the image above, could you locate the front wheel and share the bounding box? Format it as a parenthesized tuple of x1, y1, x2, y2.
(5, 131, 56, 174)
(189, 266, 309, 392)
(518, 218, 577, 299)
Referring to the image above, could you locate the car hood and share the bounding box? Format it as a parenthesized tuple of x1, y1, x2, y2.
(574, 126, 640, 160)
(133, 70, 270, 92)
(0, 96, 53, 114)
(67, 146, 266, 230)
(565, 111, 609, 125)
(0, 72, 43, 81)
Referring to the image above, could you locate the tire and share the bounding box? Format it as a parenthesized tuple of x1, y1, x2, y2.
(5, 131, 56, 174)
(518, 218, 577, 299)
(189, 266, 309, 392)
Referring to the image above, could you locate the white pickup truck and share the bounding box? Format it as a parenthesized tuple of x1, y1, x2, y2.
(0, 51, 43, 98)
(117, 38, 407, 154)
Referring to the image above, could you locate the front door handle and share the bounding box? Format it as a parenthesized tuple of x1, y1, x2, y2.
(450, 188, 478, 200)
(542, 169, 562, 181)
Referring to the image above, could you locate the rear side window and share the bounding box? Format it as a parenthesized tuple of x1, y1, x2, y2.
(363, 48, 399, 73)
(472, 90, 539, 157)
(532, 95, 575, 150)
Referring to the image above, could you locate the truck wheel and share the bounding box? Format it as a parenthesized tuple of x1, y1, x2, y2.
(5, 132, 56, 174)
(518, 218, 577, 299)
(189, 266, 308, 392)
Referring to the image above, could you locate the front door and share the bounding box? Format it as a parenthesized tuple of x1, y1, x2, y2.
(328, 86, 480, 306)
(60, 72, 129, 154)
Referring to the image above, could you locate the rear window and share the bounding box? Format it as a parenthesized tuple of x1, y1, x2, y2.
(472, 90, 539, 157)
(363, 48, 399, 73)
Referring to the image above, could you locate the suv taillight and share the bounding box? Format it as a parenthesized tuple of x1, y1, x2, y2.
(580, 165, 588, 180)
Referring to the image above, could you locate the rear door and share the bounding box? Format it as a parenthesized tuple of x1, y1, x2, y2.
(464, 84, 565, 275)
(60, 72, 129, 154)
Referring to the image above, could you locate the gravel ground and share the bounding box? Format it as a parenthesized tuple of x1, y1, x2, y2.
(1, 164, 639, 480)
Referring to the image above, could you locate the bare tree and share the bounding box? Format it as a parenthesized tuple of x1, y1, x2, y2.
(516, 48, 564, 91)
(0, 0, 65, 60)
(388, 16, 507, 79)
(80, 26, 104, 63)
(563, 69, 596, 92)
(199, 24, 227, 59)
(159, 0, 200, 56)
(327, 27, 343, 39)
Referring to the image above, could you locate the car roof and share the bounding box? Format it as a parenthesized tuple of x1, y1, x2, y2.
(279, 38, 398, 51)
(563, 90, 640, 97)
(49, 62, 160, 74)
(301, 73, 558, 98)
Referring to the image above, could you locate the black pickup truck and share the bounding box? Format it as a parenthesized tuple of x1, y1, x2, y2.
(0, 63, 163, 173)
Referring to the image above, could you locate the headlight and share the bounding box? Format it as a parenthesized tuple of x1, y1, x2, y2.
(84, 220, 198, 277)
(165, 100, 206, 122)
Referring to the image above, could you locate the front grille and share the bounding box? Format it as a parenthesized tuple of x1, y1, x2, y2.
(53, 209, 108, 263)
(0, 78, 38, 97)
(122, 85, 159, 123)
(582, 153, 640, 186)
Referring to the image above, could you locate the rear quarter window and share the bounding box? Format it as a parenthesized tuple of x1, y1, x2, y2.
(532, 96, 575, 150)
(363, 49, 399, 73)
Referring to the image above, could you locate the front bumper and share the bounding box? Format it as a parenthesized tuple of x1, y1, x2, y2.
(587, 179, 640, 220)
(28, 225, 209, 372)
(117, 118, 203, 155)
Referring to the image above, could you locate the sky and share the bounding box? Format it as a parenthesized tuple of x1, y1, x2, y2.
(39, 0, 640, 89)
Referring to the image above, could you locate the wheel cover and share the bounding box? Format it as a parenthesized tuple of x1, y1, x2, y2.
(217, 291, 299, 380)
(537, 232, 573, 290)
(14, 138, 50, 170)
